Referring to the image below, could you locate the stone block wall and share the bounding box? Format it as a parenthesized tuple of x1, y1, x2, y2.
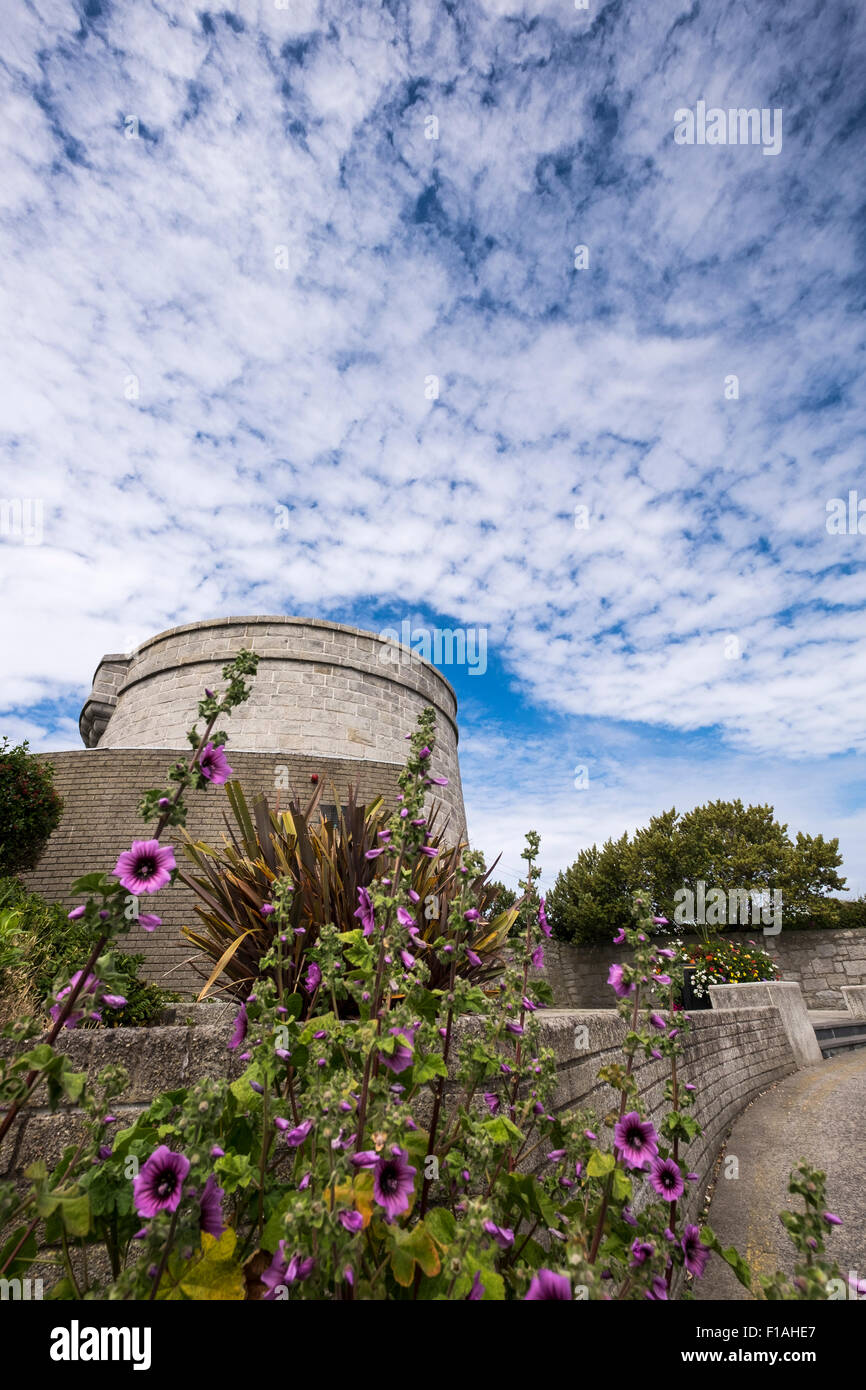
(541, 930, 866, 1011)
(2, 1004, 797, 1236)
(24, 748, 457, 996)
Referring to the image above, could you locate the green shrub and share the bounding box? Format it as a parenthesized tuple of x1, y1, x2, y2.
(0, 877, 176, 1026)
(0, 738, 64, 876)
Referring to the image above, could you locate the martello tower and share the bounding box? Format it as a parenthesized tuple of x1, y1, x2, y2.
(28, 617, 466, 993)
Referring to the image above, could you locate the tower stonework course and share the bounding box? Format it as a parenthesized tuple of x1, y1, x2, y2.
(27, 617, 466, 995)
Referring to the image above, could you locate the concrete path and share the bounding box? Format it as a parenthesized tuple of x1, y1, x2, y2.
(697, 1049, 866, 1299)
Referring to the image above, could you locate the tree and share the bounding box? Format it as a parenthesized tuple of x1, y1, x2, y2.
(0, 739, 64, 877)
(547, 800, 847, 945)
(546, 834, 633, 945)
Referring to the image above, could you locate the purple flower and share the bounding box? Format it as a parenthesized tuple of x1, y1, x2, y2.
(113, 840, 176, 894)
(614, 1112, 659, 1169)
(649, 1013, 667, 1031)
(285, 1119, 314, 1147)
(303, 961, 322, 993)
(645, 1274, 668, 1300)
(198, 742, 233, 784)
(262, 1241, 315, 1298)
(228, 1003, 247, 1051)
(483, 1092, 499, 1115)
(466, 948, 482, 968)
(467, 1270, 484, 1300)
(351, 1151, 380, 1169)
(338, 1209, 364, 1233)
(531, 943, 544, 969)
(630, 1239, 654, 1268)
(823, 1211, 843, 1226)
(538, 899, 551, 937)
(525, 1269, 571, 1300)
(211, 1145, 225, 1158)
(652, 916, 669, 925)
(354, 887, 376, 936)
(365, 848, 385, 860)
(379, 1027, 416, 1074)
(613, 928, 626, 944)
(67, 905, 86, 920)
(50, 971, 124, 1030)
(681, 1224, 710, 1278)
(653, 974, 672, 986)
(373, 1147, 416, 1221)
(649, 1157, 684, 1201)
(138, 913, 162, 932)
(260, 903, 275, 917)
(419, 846, 438, 858)
(505, 1020, 524, 1036)
(396, 906, 416, 928)
(483, 1220, 514, 1250)
(607, 963, 635, 998)
(133, 1145, 190, 1218)
(199, 1174, 225, 1238)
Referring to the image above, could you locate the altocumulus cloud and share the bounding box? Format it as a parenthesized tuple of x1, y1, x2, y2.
(0, 0, 865, 882)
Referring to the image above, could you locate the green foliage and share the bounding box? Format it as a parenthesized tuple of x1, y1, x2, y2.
(179, 768, 517, 1003)
(548, 800, 847, 945)
(0, 738, 63, 876)
(0, 878, 175, 1027)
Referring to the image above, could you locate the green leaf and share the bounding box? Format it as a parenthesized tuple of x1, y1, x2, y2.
(587, 1150, 616, 1178)
(166, 1229, 246, 1301)
(413, 1054, 448, 1085)
(0, 1224, 37, 1279)
(59, 1193, 91, 1238)
(611, 1169, 632, 1202)
(425, 1206, 457, 1248)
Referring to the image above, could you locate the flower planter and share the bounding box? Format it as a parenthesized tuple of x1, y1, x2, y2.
(681, 964, 712, 1011)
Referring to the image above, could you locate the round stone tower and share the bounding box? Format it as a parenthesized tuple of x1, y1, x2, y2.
(27, 617, 466, 995)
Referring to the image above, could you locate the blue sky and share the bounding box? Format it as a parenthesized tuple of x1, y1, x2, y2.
(1, 0, 865, 895)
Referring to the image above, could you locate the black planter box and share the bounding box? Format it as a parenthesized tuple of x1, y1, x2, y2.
(681, 964, 712, 1011)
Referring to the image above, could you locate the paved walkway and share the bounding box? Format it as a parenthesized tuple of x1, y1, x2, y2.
(697, 1049, 866, 1299)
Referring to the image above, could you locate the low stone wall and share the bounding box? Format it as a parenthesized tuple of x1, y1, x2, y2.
(2, 1004, 797, 1233)
(541, 930, 866, 1011)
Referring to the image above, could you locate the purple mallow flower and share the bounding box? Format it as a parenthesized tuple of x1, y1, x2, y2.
(50, 971, 126, 1029)
(285, 1119, 314, 1147)
(113, 840, 176, 895)
(525, 1269, 571, 1300)
(228, 1003, 247, 1051)
(198, 742, 233, 784)
(373, 1147, 416, 1221)
(681, 1224, 710, 1278)
(261, 1242, 315, 1298)
(133, 1145, 190, 1217)
(649, 1157, 684, 1201)
(614, 1112, 659, 1170)
(538, 899, 551, 937)
(630, 1239, 654, 1268)
(607, 963, 635, 998)
(303, 961, 322, 993)
(483, 1221, 514, 1250)
(354, 887, 376, 936)
(379, 1027, 416, 1075)
(199, 1174, 225, 1238)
